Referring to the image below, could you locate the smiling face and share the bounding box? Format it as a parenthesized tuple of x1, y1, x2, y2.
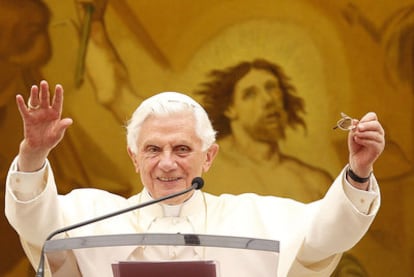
(128, 111, 218, 204)
(225, 68, 289, 143)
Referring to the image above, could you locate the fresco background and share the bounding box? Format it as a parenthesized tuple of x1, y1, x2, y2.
(1, 0, 413, 276)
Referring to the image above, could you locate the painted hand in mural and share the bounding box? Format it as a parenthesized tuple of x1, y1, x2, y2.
(15, 80, 72, 172)
(77, 0, 108, 21)
(74, 0, 109, 88)
(74, 0, 142, 123)
(347, 112, 385, 189)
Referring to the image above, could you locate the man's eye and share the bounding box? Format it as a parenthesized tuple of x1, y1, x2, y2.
(265, 81, 277, 91)
(175, 146, 191, 155)
(243, 87, 257, 100)
(146, 146, 160, 153)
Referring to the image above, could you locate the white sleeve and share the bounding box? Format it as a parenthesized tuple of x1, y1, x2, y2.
(342, 166, 380, 215)
(296, 166, 380, 267)
(5, 156, 62, 245)
(6, 156, 48, 202)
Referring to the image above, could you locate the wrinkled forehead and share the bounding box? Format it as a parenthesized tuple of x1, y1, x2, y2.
(135, 113, 206, 156)
(139, 111, 199, 141)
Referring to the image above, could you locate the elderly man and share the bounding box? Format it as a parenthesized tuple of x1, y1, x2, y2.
(5, 80, 384, 276)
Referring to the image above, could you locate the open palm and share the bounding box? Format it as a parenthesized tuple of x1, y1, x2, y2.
(16, 81, 72, 170)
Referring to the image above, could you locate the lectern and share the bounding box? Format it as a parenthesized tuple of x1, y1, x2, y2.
(111, 260, 218, 277)
(42, 233, 280, 277)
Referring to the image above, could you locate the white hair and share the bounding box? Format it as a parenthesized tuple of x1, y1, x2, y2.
(126, 92, 217, 154)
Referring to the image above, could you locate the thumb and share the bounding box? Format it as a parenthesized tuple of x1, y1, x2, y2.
(56, 118, 73, 136)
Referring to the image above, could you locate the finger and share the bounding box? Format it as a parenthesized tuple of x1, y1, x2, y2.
(353, 137, 384, 156)
(55, 118, 73, 138)
(357, 120, 385, 135)
(359, 112, 378, 123)
(28, 85, 40, 109)
(39, 80, 51, 108)
(353, 131, 384, 145)
(16, 94, 30, 118)
(351, 118, 359, 129)
(352, 131, 385, 154)
(52, 84, 64, 115)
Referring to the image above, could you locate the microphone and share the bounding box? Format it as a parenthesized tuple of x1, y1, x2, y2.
(35, 177, 204, 276)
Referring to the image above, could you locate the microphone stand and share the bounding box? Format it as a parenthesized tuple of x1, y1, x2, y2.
(35, 179, 203, 277)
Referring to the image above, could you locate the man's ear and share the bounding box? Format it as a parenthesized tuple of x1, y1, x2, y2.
(127, 147, 139, 173)
(224, 105, 237, 119)
(202, 143, 219, 172)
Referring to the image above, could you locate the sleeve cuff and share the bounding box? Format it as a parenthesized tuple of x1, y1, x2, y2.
(7, 156, 49, 201)
(342, 166, 380, 214)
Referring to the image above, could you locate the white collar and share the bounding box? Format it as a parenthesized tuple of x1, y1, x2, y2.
(144, 189, 198, 217)
(137, 188, 207, 232)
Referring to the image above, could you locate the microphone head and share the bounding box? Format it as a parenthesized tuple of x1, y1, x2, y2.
(191, 177, 204, 190)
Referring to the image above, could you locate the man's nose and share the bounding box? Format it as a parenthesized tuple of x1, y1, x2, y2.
(261, 91, 283, 109)
(260, 90, 274, 106)
(158, 151, 178, 170)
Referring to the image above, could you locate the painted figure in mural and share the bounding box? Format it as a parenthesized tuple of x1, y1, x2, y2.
(75, 0, 142, 123)
(52, 0, 143, 195)
(0, 0, 51, 177)
(5, 81, 385, 276)
(0, 0, 51, 94)
(342, 3, 414, 91)
(0, 1, 52, 276)
(196, 59, 332, 202)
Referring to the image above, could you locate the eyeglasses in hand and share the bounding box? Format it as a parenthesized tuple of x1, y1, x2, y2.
(333, 112, 356, 131)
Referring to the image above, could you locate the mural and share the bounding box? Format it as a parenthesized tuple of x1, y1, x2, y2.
(1, 0, 412, 276)
(196, 59, 332, 202)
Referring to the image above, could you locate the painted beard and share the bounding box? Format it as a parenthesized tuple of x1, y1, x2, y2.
(247, 112, 287, 144)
